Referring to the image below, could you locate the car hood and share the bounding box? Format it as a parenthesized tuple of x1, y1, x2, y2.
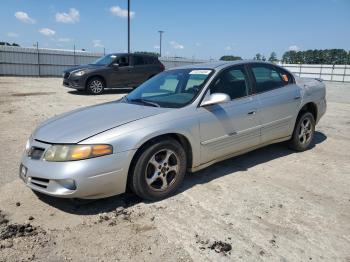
(33, 101, 170, 144)
(64, 64, 103, 73)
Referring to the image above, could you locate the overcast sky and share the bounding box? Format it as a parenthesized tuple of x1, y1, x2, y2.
(1, 0, 349, 59)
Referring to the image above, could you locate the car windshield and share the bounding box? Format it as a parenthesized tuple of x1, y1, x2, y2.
(125, 69, 213, 108)
(91, 54, 117, 65)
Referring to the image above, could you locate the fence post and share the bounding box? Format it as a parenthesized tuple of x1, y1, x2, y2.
(320, 64, 323, 79)
(331, 64, 334, 81)
(73, 44, 76, 66)
(343, 64, 347, 82)
(299, 63, 302, 77)
(36, 42, 41, 77)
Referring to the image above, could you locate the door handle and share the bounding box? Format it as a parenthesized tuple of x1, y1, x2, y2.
(247, 111, 256, 115)
(294, 96, 301, 100)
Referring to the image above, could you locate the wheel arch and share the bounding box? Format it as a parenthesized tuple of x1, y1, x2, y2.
(299, 102, 318, 121)
(85, 75, 107, 89)
(126, 133, 193, 191)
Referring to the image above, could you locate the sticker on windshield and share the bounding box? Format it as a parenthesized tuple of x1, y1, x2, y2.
(189, 70, 211, 75)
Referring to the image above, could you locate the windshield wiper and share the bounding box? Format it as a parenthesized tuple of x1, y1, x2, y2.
(129, 98, 160, 107)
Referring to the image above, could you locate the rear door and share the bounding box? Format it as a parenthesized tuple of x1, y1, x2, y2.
(198, 65, 261, 164)
(130, 55, 154, 87)
(109, 54, 134, 88)
(247, 63, 301, 143)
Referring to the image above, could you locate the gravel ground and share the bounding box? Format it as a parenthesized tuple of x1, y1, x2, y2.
(0, 77, 349, 262)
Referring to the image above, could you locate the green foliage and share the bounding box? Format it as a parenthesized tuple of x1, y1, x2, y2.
(282, 49, 350, 64)
(253, 53, 262, 60)
(268, 52, 278, 62)
(219, 55, 242, 61)
(0, 42, 20, 47)
(134, 51, 160, 57)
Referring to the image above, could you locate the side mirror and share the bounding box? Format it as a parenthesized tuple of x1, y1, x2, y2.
(201, 93, 231, 107)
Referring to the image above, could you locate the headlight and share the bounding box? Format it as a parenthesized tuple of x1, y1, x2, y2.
(73, 70, 85, 76)
(44, 144, 113, 162)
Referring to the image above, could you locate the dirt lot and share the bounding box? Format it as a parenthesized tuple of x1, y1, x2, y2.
(0, 77, 349, 262)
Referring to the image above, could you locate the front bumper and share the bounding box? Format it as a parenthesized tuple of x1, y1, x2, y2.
(63, 74, 86, 90)
(20, 139, 136, 199)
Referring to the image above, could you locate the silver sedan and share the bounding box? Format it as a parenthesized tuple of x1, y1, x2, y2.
(20, 61, 326, 200)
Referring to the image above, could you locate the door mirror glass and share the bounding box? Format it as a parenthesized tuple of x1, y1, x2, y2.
(201, 93, 231, 107)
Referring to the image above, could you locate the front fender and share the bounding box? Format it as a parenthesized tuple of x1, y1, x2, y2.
(81, 112, 201, 167)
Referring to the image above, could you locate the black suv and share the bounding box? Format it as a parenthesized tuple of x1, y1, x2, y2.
(63, 53, 165, 94)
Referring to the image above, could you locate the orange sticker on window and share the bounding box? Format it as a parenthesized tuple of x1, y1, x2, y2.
(282, 74, 289, 82)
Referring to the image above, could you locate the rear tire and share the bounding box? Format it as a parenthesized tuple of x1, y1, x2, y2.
(87, 77, 105, 95)
(288, 112, 315, 151)
(130, 138, 187, 201)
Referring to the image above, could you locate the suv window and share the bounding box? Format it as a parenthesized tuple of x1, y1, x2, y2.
(144, 56, 157, 65)
(134, 55, 145, 66)
(251, 64, 289, 93)
(210, 66, 249, 100)
(116, 56, 129, 67)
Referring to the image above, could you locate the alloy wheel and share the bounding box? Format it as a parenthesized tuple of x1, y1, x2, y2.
(89, 80, 103, 94)
(145, 149, 179, 191)
(298, 118, 313, 144)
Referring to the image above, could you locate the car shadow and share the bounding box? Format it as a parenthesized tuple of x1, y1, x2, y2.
(67, 88, 133, 96)
(35, 131, 327, 215)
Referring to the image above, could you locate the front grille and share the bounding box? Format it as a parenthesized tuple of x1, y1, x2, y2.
(30, 177, 49, 189)
(63, 72, 70, 79)
(28, 147, 45, 160)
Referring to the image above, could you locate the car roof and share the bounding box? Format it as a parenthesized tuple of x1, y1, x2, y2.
(108, 53, 159, 58)
(168, 60, 278, 71)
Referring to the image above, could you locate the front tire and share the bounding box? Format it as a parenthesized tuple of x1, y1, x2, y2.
(289, 112, 315, 151)
(87, 77, 105, 95)
(130, 139, 187, 201)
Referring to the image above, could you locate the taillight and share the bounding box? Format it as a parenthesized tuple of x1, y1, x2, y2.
(160, 63, 165, 71)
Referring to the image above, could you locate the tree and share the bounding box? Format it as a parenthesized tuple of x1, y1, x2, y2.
(281, 49, 349, 64)
(12, 42, 20, 47)
(219, 55, 242, 61)
(261, 56, 266, 61)
(253, 53, 262, 60)
(134, 51, 160, 57)
(268, 52, 277, 62)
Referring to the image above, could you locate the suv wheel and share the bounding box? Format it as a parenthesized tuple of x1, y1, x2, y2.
(289, 112, 315, 151)
(87, 77, 105, 95)
(130, 138, 187, 201)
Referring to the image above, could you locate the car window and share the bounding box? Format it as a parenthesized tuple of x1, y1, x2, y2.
(210, 66, 249, 100)
(126, 69, 213, 108)
(159, 75, 179, 92)
(251, 64, 286, 93)
(185, 74, 208, 92)
(143, 56, 156, 65)
(92, 54, 117, 65)
(134, 56, 145, 66)
(116, 56, 129, 67)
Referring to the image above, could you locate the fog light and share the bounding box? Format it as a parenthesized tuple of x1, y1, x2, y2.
(58, 179, 76, 190)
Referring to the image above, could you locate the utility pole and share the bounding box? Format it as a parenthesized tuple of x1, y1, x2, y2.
(158, 30, 164, 57)
(127, 0, 130, 53)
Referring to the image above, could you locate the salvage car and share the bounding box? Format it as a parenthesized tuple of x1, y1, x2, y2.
(62, 53, 165, 94)
(20, 61, 326, 200)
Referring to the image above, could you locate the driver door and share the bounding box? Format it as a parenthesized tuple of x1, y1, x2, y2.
(197, 65, 261, 164)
